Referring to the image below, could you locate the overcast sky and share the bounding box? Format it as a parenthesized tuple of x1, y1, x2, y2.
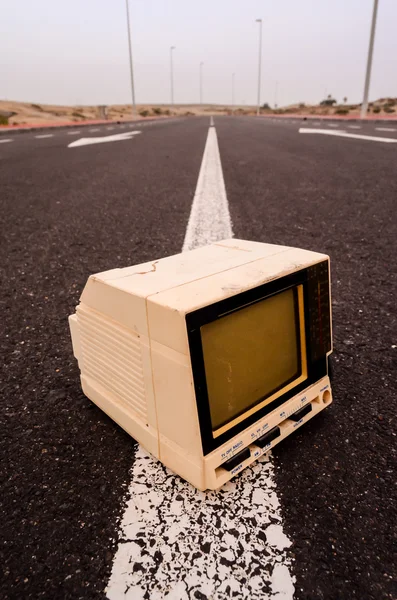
(1, 0, 396, 107)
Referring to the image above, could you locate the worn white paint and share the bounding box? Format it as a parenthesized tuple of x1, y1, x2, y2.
(0, 138, 13, 143)
(106, 120, 294, 600)
(328, 123, 339, 127)
(106, 448, 295, 600)
(375, 127, 396, 132)
(271, 564, 295, 600)
(182, 125, 232, 251)
(347, 125, 361, 129)
(89, 128, 100, 132)
(35, 134, 54, 139)
(265, 524, 293, 551)
(67, 130, 81, 135)
(68, 131, 141, 148)
(299, 127, 397, 143)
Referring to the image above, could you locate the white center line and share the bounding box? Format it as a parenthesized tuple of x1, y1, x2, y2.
(35, 134, 54, 139)
(67, 130, 81, 135)
(375, 127, 396, 132)
(0, 138, 13, 143)
(348, 125, 361, 129)
(183, 125, 232, 251)
(106, 118, 295, 600)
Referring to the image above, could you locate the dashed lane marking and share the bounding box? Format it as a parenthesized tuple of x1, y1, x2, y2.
(35, 134, 54, 139)
(375, 127, 396, 132)
(67, 130, 81, 135)
(0, 138, 13, 143)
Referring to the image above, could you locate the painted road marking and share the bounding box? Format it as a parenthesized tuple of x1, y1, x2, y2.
(183, 124, 232, 251)
(0, 138, 13, 143)
(348, 125, 361, 129)
(35, 134, 54, 139)
(107, 126, 114, 130)
(328, 123, 339, 127)
(375, 127, 396, 132)
(89, 128, 100, 132)
(106, 118, 295, 600)
(106, 451, 294, 600)
(68, 131, 141, 148)
(299, 128, 397, 143)
(67, 130, 81, 135)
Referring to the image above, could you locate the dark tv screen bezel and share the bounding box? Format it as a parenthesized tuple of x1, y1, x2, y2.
(186, 267, 328, 455)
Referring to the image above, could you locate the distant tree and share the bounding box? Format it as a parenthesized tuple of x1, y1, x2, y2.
(320, 95, 337, 107)
(261, 102, 271, 109)
(343, 97, 348, 104)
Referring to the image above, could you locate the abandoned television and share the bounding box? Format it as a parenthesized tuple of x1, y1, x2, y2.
(69, 238, 332, 490)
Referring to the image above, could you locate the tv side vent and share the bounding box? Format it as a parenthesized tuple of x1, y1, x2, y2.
(77, 305, 147, 421)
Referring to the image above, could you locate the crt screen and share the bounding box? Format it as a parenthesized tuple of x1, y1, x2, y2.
(201, 287, 301, 431)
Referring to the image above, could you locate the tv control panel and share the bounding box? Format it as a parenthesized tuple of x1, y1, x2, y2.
(207, 376, 333, 489)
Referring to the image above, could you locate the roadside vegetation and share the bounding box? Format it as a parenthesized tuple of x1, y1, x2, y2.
(1, 97, 396, 126)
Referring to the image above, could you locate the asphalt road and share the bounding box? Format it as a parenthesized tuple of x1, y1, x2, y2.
(1, 116, 396, 600)
(217, 116, 397, 600)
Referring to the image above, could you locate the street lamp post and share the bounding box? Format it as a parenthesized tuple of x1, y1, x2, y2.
(232, 72, 235, 112)
(170, 46, 176, 105)
(255, 18, 262, 116)
(200, 62, 204, 105)
(360, 0, 379, 119)
(125, 0, 136, 116)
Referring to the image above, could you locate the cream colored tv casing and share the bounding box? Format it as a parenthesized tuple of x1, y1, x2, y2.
(69, 239, 333, 490)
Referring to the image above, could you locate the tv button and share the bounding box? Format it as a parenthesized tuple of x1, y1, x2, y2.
(255, 426, 281, 448)
(289, 403, 312, 422)
(222, 447, 250, 471)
